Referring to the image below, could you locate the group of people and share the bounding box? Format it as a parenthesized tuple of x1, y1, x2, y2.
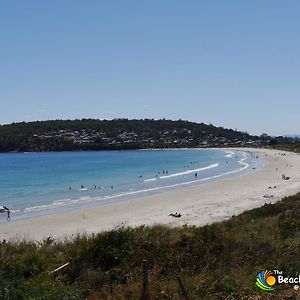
(68, 184, 114, 190)
(157, 170, 169, 175)
(169, 212, 182, 218)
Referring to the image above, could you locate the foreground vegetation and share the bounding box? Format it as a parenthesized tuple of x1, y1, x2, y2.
(1, 193, 300, 299)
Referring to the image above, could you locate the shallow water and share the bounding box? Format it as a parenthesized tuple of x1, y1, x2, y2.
(0, 149, 262, 221)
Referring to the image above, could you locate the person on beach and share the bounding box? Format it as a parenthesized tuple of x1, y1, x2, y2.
(3, 206, 10, 221)
(169, 212, 181, 218)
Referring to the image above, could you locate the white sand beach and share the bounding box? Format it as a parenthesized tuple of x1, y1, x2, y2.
(1, 148, 300, 241)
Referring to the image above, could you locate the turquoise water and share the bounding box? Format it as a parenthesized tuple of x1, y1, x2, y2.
(0, 149, 262, 221)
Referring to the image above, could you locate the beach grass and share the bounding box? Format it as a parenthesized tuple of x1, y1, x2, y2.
(0, 193, 300, 299)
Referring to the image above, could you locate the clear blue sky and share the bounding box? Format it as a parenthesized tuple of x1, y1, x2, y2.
(1, 1, 299, 136)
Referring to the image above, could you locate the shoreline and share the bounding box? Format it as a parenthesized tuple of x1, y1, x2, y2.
(0, 148, 299, 241)
(1, 148, 256, 222)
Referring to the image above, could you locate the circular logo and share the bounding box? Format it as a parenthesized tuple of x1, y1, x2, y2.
(256, 270, 276, 291)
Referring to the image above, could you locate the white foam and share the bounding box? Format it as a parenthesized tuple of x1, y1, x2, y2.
(225, 150, 235, 158)
(238, 152, 249, 169)
(144, 163, 219, 182)
(24, 197, 86, 212)
(84, 153, 252, 202)
(144, 178, 157, 182)
(51, 198, 72, 205)
(25, 204, 58, 212)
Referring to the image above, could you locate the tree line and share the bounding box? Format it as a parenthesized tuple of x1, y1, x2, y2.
(0, 118, 271, 152)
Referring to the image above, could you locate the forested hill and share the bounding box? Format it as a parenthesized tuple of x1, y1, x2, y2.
(0, 119, 269, 152)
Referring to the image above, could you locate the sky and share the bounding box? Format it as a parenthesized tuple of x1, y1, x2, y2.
(0, 1, 299, 136)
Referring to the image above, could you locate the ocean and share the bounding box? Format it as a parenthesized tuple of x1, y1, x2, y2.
(0, 149, 262, 222)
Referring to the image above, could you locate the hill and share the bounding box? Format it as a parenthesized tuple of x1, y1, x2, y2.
(0, 119, 269, 152)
